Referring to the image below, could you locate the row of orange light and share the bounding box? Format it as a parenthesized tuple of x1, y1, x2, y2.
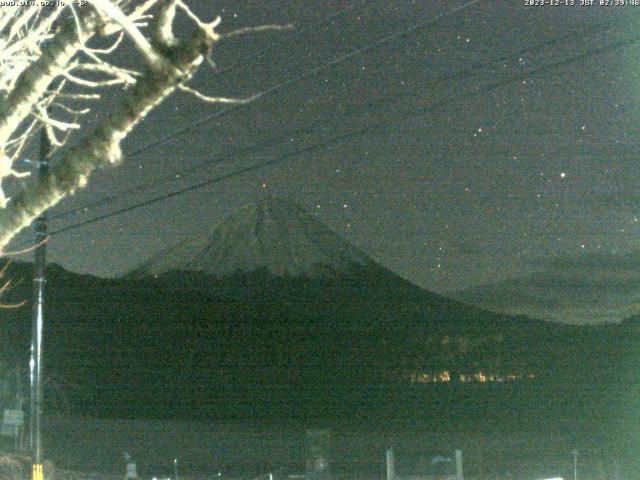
(409, 371, 536, 384)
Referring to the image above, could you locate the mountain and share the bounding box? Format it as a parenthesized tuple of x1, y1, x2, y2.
(0, 199, 636, 426)
(448, 250, 640, 324)
(125, 197, 563, 335)
(129, 197, 373, 278)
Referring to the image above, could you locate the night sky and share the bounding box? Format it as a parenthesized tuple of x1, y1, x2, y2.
(8, 1, 640, 324)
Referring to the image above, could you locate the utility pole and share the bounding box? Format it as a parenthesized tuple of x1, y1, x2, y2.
(30, 126, 50, 480)
(573, 449, 578, 480)
(386, 448, 395, 480)
(455, 449, 464, 480)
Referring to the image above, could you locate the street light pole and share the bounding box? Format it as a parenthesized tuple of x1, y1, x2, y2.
(30, 126, 50, 480)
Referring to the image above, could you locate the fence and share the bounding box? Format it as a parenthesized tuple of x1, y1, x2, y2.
(384, 444, 623, 480)
(1, 418, 632, 480)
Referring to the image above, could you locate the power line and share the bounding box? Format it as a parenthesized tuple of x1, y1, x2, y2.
(44, 32, 640, 240)
(108, 0, 485, 159)
(48, 129, 359, 237)
(44, 230, 640, 238)
(51, 7, 630, 223)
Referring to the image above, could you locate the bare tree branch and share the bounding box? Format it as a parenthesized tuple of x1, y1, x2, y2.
(0, 9, 222, 248)
(89, 0, 166, 68)
(177, 84, 260, 104)
(0, 7, 101, 151)
(220, 23, 294, 40)
(0, 1, 284, 252)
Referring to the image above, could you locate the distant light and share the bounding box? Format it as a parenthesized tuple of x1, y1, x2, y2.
(560, 172, 566, 178)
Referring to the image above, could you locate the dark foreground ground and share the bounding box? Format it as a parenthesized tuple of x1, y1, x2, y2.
(8, 414, 626, 480)
(0, 372, 635, 480)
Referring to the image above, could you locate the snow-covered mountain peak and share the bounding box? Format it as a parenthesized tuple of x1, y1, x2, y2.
(130, 197, 373, 278)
